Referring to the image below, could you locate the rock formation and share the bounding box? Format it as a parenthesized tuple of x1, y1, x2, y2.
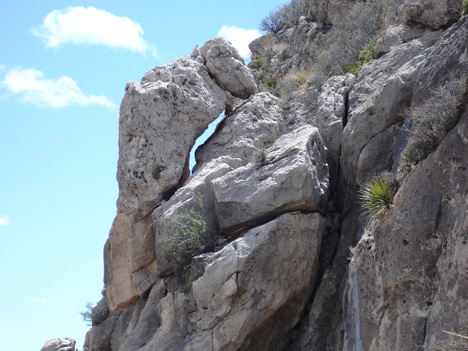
(41, 338, 76, 351)
(83, 1, 468, 350)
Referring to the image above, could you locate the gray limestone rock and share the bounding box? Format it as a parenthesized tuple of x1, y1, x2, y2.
(346, 105, 468, 351)
(316, 74, 354, 159)
(106, 55, 229, 311)
(152, 156, 243, 276)
(212, 125, 329, 234)
(194, 92, 285, 172)
(41, 338, 76, 351)
(190, 212, 326, 351)
(342, 35, 439, 186)
(201, 37, 258, 99)
(376, 0, 461, 55)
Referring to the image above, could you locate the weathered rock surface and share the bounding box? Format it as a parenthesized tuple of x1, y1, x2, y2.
(88, 213, 326, 351)
(105, 38, 263, 311)
(41, 338, 76, 351)
(201, 37, 257, 99)
(376, 0, 462, 55)
(85, 6, 468, 351)
(342, 33, 439, 186)
(347, 105, 468, 351)
(153, 156, 243, 276)
(316, 74, 354, 157)
(189, 212, 325, 351)
(212, 125, 329, 234)
(194, 92, 284, 171)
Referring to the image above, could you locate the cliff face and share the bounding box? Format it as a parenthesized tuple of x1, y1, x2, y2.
(84, 1, 468, 350)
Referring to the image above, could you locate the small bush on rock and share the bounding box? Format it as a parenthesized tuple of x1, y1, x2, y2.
(359, 173, 397, 223)
(260, 0, 308, 33)
(462, 0, 468, 15)
(80, 300, 109, 326)
(163, 199, 210, 275)
(253, 148, 268, 164)
(308, 0, 388, 85)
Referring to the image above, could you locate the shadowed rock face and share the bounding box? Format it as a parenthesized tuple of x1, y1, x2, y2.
(84, 5, 468, 351)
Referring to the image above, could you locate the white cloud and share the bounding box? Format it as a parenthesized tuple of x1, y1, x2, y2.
(29, 297, 48, 304)
(32, 6, 150, 54)
(2, 67, 116, 108)
(217, 25, 262, 59)
(0, 215, 9, 226)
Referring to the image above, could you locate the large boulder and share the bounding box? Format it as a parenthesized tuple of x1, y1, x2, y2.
(201, 37, 258, 99)
(212, 125, 329, 234)
(190, 212, 326, 351)
(117, 57, 228, 218)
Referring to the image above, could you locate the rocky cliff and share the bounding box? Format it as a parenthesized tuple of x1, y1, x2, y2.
(84, 1, 468, 350)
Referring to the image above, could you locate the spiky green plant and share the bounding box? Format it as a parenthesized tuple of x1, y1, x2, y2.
(462, 0, 468, 15)
(359, 174, 396, 222)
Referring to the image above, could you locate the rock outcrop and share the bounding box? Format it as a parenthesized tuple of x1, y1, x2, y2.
(83, 3, 468, 351)
(41, 338, 76, 351)
(105, 40, 257, 311)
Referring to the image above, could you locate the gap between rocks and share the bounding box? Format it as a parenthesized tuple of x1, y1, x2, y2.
(189, 112, 225, 173)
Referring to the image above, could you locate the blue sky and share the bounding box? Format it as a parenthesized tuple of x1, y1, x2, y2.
(0, 1, 288, 350)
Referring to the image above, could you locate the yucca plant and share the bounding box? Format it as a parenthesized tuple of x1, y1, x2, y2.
(359, 174, 396, 222)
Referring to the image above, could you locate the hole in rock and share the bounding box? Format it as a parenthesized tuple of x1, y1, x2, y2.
(189, 112, 225, 173)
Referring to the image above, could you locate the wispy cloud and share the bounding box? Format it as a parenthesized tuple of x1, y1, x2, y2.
(29, 297, 48, 304)
(2, 67, 116, 108)
(92, 260, 103, 266)
(0, 215, 9, 226)
(32, 6, 152, 55)
(217, 25, 262, 59)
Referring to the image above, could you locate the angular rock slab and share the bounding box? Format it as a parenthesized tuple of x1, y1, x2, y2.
(201, 37, 258, 99)
(212, 125, 329, 233)
(194, 92, 285, 171)
(191, 212, 326, 351)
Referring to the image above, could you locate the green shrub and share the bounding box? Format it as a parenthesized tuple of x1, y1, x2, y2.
(80, 300, 109, 326)
(347, 36, 378, 76)
(248, 57, 265, 70)
(308, 0, 388, 83)
(264, 77, 277, 88)
(359, 174, 397, 223)
(348, 60, 363, 77)
(152, 167, 162, 180)
(398, 76, 467, 176)
(253, 148, 268, 164)
(462, 0, 468, 15)
(163, 202, 210, 275)
(260, 0, 308, 33)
